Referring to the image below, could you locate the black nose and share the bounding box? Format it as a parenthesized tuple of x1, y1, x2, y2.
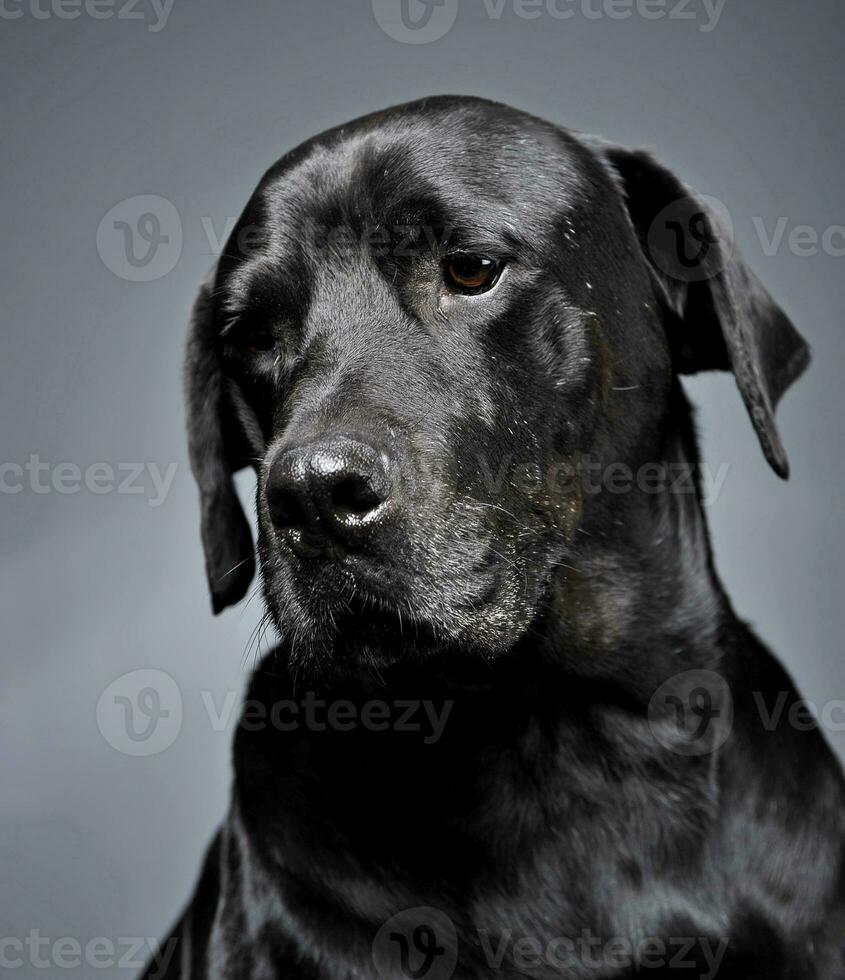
(266, 437, 392, 557)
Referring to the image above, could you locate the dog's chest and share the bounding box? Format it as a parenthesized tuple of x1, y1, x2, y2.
(230, 700, 725, 979)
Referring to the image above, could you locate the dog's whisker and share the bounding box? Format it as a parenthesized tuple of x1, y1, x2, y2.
(215, 554, 255, 586)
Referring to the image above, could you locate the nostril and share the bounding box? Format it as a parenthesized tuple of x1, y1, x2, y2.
(270, 489, 309, 529)
(330, 476, 382, 517)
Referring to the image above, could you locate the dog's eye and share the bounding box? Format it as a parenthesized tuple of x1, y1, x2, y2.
(225, 326, 275, 356)
(444, 254, 503, 295)
(244, 334, 274, 354)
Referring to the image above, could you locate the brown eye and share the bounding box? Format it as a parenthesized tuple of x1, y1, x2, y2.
(246, 336, 274, 354)
(237, 329, 274, 355)
(221, 315, 275, 357)
(444, 254, 503, 294)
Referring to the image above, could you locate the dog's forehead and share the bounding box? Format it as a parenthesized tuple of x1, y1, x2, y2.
(254, 101, 592, 243)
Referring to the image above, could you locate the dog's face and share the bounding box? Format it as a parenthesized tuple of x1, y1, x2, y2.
(186, 96, 808, 674)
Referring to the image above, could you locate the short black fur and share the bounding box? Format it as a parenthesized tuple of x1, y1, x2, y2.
(148, 97, 844, 979)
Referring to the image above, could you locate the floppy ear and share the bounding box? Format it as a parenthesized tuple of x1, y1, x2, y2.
(597, 144, 810, 479)
(185, 279, 256, 613)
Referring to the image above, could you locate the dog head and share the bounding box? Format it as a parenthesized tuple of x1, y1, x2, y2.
(185, 96, 808, 674)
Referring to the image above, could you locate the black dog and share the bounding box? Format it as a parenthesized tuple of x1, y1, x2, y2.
(145, 97, 844, 978)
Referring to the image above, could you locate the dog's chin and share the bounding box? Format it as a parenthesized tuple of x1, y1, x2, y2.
(333, 599, 442, 668)
(264, 585, 541, 683)
(260, 545, 548, 679)
(262, 574, 447, 677)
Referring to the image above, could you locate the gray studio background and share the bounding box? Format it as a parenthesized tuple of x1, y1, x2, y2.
(1, 0, 843, 974)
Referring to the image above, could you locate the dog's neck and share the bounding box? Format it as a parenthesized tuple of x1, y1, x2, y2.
(230, 577, 736, 963)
